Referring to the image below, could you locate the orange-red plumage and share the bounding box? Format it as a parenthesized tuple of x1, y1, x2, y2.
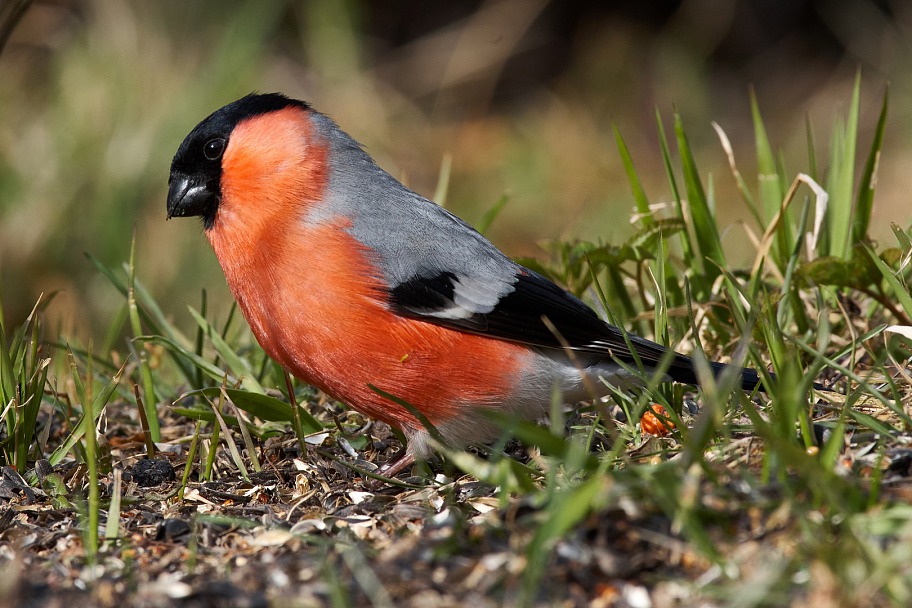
(218, 106, 329, 238)
(213, 211, 531, 431)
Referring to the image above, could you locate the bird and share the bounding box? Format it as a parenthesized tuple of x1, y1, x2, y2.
(167, 92, 763, 474)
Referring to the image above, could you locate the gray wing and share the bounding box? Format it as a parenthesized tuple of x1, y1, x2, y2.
(315, 111, 519, 319)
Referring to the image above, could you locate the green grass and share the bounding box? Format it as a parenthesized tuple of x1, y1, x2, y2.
(3, 76, 912, 605)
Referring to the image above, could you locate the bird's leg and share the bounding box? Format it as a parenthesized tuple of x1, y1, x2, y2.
(380, 450, 416, 478)
(360, 450, 416, 490)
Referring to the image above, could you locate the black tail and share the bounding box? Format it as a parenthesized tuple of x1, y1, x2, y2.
(663, 355, 763, 392)
(728, 363, 765, 392)
(670, 360, 831, 393)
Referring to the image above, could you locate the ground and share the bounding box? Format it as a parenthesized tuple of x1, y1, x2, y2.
(1, 382, 909, 607)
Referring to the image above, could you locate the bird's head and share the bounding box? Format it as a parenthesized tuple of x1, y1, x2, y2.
(167, 93, 322, 231)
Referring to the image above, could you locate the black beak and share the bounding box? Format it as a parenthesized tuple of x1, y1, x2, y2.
(167, 173, 216, 220)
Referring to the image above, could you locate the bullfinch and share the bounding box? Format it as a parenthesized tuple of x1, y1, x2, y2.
(166, 93, 763, 470)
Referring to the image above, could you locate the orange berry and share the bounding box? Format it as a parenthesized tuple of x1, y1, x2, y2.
(640, 404, 675, 436)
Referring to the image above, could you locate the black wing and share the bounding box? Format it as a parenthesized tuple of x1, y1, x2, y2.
(389, 267, 755, 388)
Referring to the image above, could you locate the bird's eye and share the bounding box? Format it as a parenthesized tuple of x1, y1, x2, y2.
(203, 138, 226, 161)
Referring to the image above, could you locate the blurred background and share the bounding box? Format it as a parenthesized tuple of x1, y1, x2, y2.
(1, 0, 910, 342)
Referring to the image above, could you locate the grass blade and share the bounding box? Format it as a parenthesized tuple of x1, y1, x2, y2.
(851, 87, 888, 248)
(655, 109, 694, 270)
(176, 387, 322, 431)
(475, 194, 509, 235)
(47, 360, 126, 467)
(613, 124, 652, 224)
(104, 467, 123, 544)
(187, 306, 265, 394)
(209, 392, 249, 481)
(221, 387, 261, 473)
(865, 244, 912, 318)
(826, 71, 862, 258)
(137, 335, 237, 387)
(674, 110, 725, 288)
(128, 236, 161, 441)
